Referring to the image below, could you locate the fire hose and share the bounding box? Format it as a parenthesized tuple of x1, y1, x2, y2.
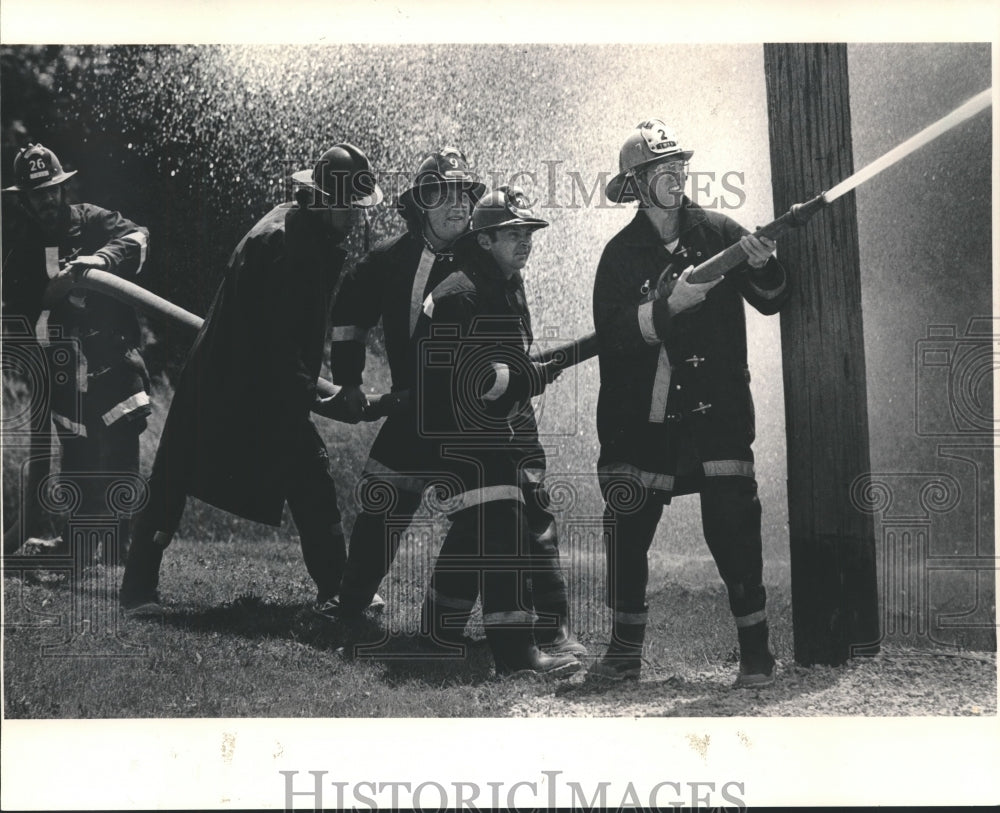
(70, 269, 598, 421)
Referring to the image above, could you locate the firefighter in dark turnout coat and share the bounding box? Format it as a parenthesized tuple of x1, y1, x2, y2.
(119, 144, 382, 616)
(332, 155, 586, 659)
(329, 148, 485, 614)
(414, 187, 581, 676)
(590, 120, 789, 685)
(2, 143, 151, 562)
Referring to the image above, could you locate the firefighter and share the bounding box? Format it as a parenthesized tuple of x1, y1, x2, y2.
(329, 147, 485, 616)
(333, 152, 586, 659)
(119, 143, 382, 616)
(415, 186, 581, 677)
(2, 143, 151, 564)
(590, 120, 789, 686)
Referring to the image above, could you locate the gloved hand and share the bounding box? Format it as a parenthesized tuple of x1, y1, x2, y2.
(739, 234, 777, 269)
(42, 255, 109, 307)
(318, 384, 369, 424)
(64, 254, 110, 274)
(665, 265, 722, 316)
(530, 359, 563, 396)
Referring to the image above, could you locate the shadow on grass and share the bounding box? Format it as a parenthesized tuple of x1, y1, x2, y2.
(352, 633, 496, 687)
(158, 595, 499, 685)
(158, 594, 380, 653)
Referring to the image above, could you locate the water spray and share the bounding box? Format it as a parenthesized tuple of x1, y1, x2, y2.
(571, 86, 994, 359)
(68, 87, 992, 412)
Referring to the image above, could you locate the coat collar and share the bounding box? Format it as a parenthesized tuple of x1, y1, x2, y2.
(462, 249, 524, 292)
(622, 196, 711, 247)
(405, 229, 455, 264)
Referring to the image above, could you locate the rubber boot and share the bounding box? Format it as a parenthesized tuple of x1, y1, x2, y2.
(734, 619, 776, 688)
(588, 620, 645, 681)
(487, 626, 581, 679)
(119, 528, 170, 616)
(533, 598, 588, 658)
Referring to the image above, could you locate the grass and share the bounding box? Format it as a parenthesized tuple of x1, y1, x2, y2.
(6, 517, 997, 719)
(3, 371, 994, 720)
(4, 531, 773, 719)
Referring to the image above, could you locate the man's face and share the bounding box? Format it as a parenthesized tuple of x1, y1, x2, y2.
(325, 204, 362, 237)
(423, 184, 473, 243)
(24, 185, 65, 232)
(638, 159, 688, 209)
(479, 225, 535, 277)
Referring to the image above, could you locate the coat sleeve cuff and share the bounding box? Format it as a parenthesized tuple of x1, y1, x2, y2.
(651, 295, 673, 342)
(637, 300, 660, 345)
(744, 257, 787, 299)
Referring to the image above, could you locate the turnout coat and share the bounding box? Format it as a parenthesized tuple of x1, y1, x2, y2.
(330, 230, 456, 392)
(416, 251, 546, 512)
(161, 201, 347, 526)
(329, 230, 456, 488)
(2, 203, 151, 437)
(593, 199, 789, 496)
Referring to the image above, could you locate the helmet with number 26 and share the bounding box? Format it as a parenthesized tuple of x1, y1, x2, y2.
(4, 143, 78, 192)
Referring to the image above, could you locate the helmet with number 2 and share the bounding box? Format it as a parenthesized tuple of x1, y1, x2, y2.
(606, 119, 694, 204)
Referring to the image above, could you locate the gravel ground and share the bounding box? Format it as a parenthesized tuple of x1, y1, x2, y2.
(509, 645, 997, 717)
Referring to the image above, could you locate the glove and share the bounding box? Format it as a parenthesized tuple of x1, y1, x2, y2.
(318, 384, 369, 424)
(665, 265, 722, 316)
(530, 359, 563, 397)
(739, 234, 776, 269)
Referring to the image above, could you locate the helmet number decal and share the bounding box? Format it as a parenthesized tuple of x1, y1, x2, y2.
(508, 188, 533, 217)
(639, 119, 679, 154)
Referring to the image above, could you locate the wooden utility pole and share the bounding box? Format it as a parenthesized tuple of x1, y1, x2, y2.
(763, 44, 880, 665)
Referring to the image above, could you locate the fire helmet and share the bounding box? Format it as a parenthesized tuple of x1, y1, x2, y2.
(3, 143, 77, 192)
(398, 147, 486, 217)
(462, 186, 549, 241)
(606, 119, 694, 203)
(291, 143, 383, 208)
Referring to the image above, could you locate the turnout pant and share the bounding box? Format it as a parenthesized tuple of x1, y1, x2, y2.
(337, 411, 430, 611)
(120, 419, 346, 604)
(426, 496, 535, 635)
(602, 475, 767, 627)
(58, 417, 144, 562)
(338, 420, 570, 617)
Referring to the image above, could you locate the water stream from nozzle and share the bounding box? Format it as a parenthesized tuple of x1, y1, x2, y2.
(825, 87, 992, 202)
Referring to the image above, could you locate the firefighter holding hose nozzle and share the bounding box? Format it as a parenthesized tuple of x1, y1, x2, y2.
(591, 120, 788, 686)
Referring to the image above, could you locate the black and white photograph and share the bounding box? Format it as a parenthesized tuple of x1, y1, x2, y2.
(1, 1, 997, 809)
